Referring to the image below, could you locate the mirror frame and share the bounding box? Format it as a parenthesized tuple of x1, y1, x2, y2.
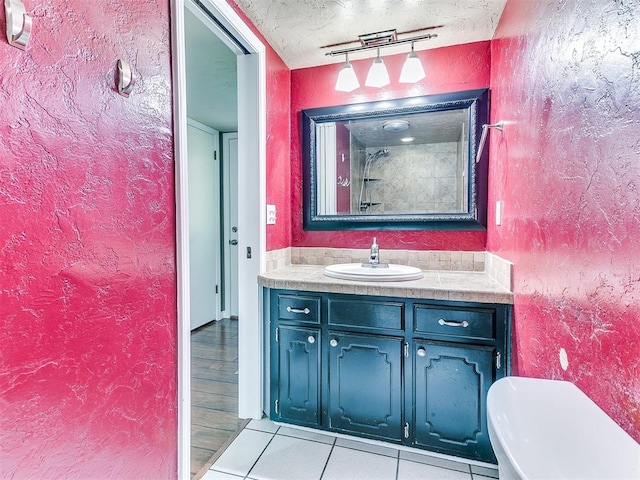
(302, 88, 490, 231)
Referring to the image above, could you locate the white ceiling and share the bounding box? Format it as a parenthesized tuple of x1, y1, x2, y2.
(184, 0, 507, 131)
(233, 0, 507, 69)
(185, 7, 238, 132)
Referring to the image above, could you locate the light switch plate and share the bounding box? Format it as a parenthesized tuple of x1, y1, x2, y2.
(266, 204, 277, 225)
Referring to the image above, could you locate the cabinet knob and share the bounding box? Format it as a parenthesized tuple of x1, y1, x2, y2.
(330, 339, 338, 347)
(417, 347, 426, 357)
(307, 336, 315, 344)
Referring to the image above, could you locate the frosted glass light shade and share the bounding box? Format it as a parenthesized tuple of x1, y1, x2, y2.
(365, 57, 390, 88)
(335, 61, 359, 92)
(399, 51, 426, 83)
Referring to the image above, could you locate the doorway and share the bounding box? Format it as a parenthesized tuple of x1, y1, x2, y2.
(171, 0, 266, 478)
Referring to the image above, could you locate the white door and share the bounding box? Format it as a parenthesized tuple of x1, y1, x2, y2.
(223, 133, 239, 318)
(188, 119, 221, 330)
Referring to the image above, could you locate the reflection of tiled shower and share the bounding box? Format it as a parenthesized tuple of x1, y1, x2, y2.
(351, 142, 465, 214)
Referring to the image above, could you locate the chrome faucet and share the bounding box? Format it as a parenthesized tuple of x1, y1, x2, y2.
(369, 237, 380, 265)
(364, 237, 389, 268)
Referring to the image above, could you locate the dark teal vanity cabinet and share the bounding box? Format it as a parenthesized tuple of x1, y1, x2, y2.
(268, 289, 511, 464)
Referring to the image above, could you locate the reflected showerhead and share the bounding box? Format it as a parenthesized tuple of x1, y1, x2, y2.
(368, 149, 389, 161)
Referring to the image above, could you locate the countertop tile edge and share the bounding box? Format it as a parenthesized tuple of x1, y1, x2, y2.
(258, 265, 513, 304)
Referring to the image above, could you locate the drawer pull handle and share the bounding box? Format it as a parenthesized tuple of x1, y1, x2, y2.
(287, 306, 311, 315)
(438, 319, 469, 328)
(330, 339, 338, 347)
(307, 336, 315, 344)
(417, 347, 426, 357)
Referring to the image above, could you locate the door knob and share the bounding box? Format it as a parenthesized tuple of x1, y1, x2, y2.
(229, 239, 238, 245)
(307, 336, 315, 344)
(330, 339, 338, 347)
(417, 347, 426, 357)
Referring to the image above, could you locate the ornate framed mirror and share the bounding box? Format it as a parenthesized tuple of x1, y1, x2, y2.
(302, 88, 490, 230)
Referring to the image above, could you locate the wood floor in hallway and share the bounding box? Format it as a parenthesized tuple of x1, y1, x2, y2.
(191, 318, 242, 477)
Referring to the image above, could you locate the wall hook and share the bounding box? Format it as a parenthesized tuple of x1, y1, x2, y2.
(116, 59, 134, 97)
(475, 121, 504, 163)
(5, 0, 32, 50)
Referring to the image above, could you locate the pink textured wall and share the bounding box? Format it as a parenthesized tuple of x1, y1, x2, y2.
(264, 46, 292, 250)
(0, 1, 177, 477)
(225, 0, 292, 251)
(488, 0, 640, 440)
(291, 41, 491, 250)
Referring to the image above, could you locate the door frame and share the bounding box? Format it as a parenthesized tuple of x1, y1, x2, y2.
(222, 132, 239, 319)
(170, 0, 266, 477)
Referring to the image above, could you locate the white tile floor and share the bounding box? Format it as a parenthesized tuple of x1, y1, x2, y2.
(202, 419, 499, 480)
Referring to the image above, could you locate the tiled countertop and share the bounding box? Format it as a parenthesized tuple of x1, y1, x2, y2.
(258, 264, 513, 305)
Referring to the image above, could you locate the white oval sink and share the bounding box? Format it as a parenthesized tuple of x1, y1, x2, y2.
(323, 263, 424, 282)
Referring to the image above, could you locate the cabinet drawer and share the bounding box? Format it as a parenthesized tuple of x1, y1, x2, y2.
(414, 304, 495, 341)
(278, 294, 321, 324)
(328, 298, 403, 331)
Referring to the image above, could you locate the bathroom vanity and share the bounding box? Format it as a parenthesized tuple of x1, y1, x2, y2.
(260, 262, 512, 464)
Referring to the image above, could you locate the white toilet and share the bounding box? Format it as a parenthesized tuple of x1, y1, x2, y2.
(487, 376, 640, 479)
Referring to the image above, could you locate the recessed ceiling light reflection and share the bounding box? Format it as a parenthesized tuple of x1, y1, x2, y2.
(400, 137, 415, 142)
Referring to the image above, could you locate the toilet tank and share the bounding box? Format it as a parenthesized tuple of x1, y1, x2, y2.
(487, 377, 640, 479)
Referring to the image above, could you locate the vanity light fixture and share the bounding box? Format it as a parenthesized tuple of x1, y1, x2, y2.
(365, 48, 390, 88)
(335, 53, 360, 92)
(325, 28, 438, 91)
(399, 42, 426, 83)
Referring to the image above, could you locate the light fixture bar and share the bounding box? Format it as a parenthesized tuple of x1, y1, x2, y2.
(326, 32, 438, 57)
(359, 29, 397, 47)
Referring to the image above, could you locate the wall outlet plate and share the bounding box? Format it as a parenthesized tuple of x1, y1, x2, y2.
(266, 204, 277, 225)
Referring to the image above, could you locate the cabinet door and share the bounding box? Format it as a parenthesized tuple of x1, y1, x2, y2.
(413, 340, 496, 462)
(275, 325, 321, 427)
(328, 332, 403, 442)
